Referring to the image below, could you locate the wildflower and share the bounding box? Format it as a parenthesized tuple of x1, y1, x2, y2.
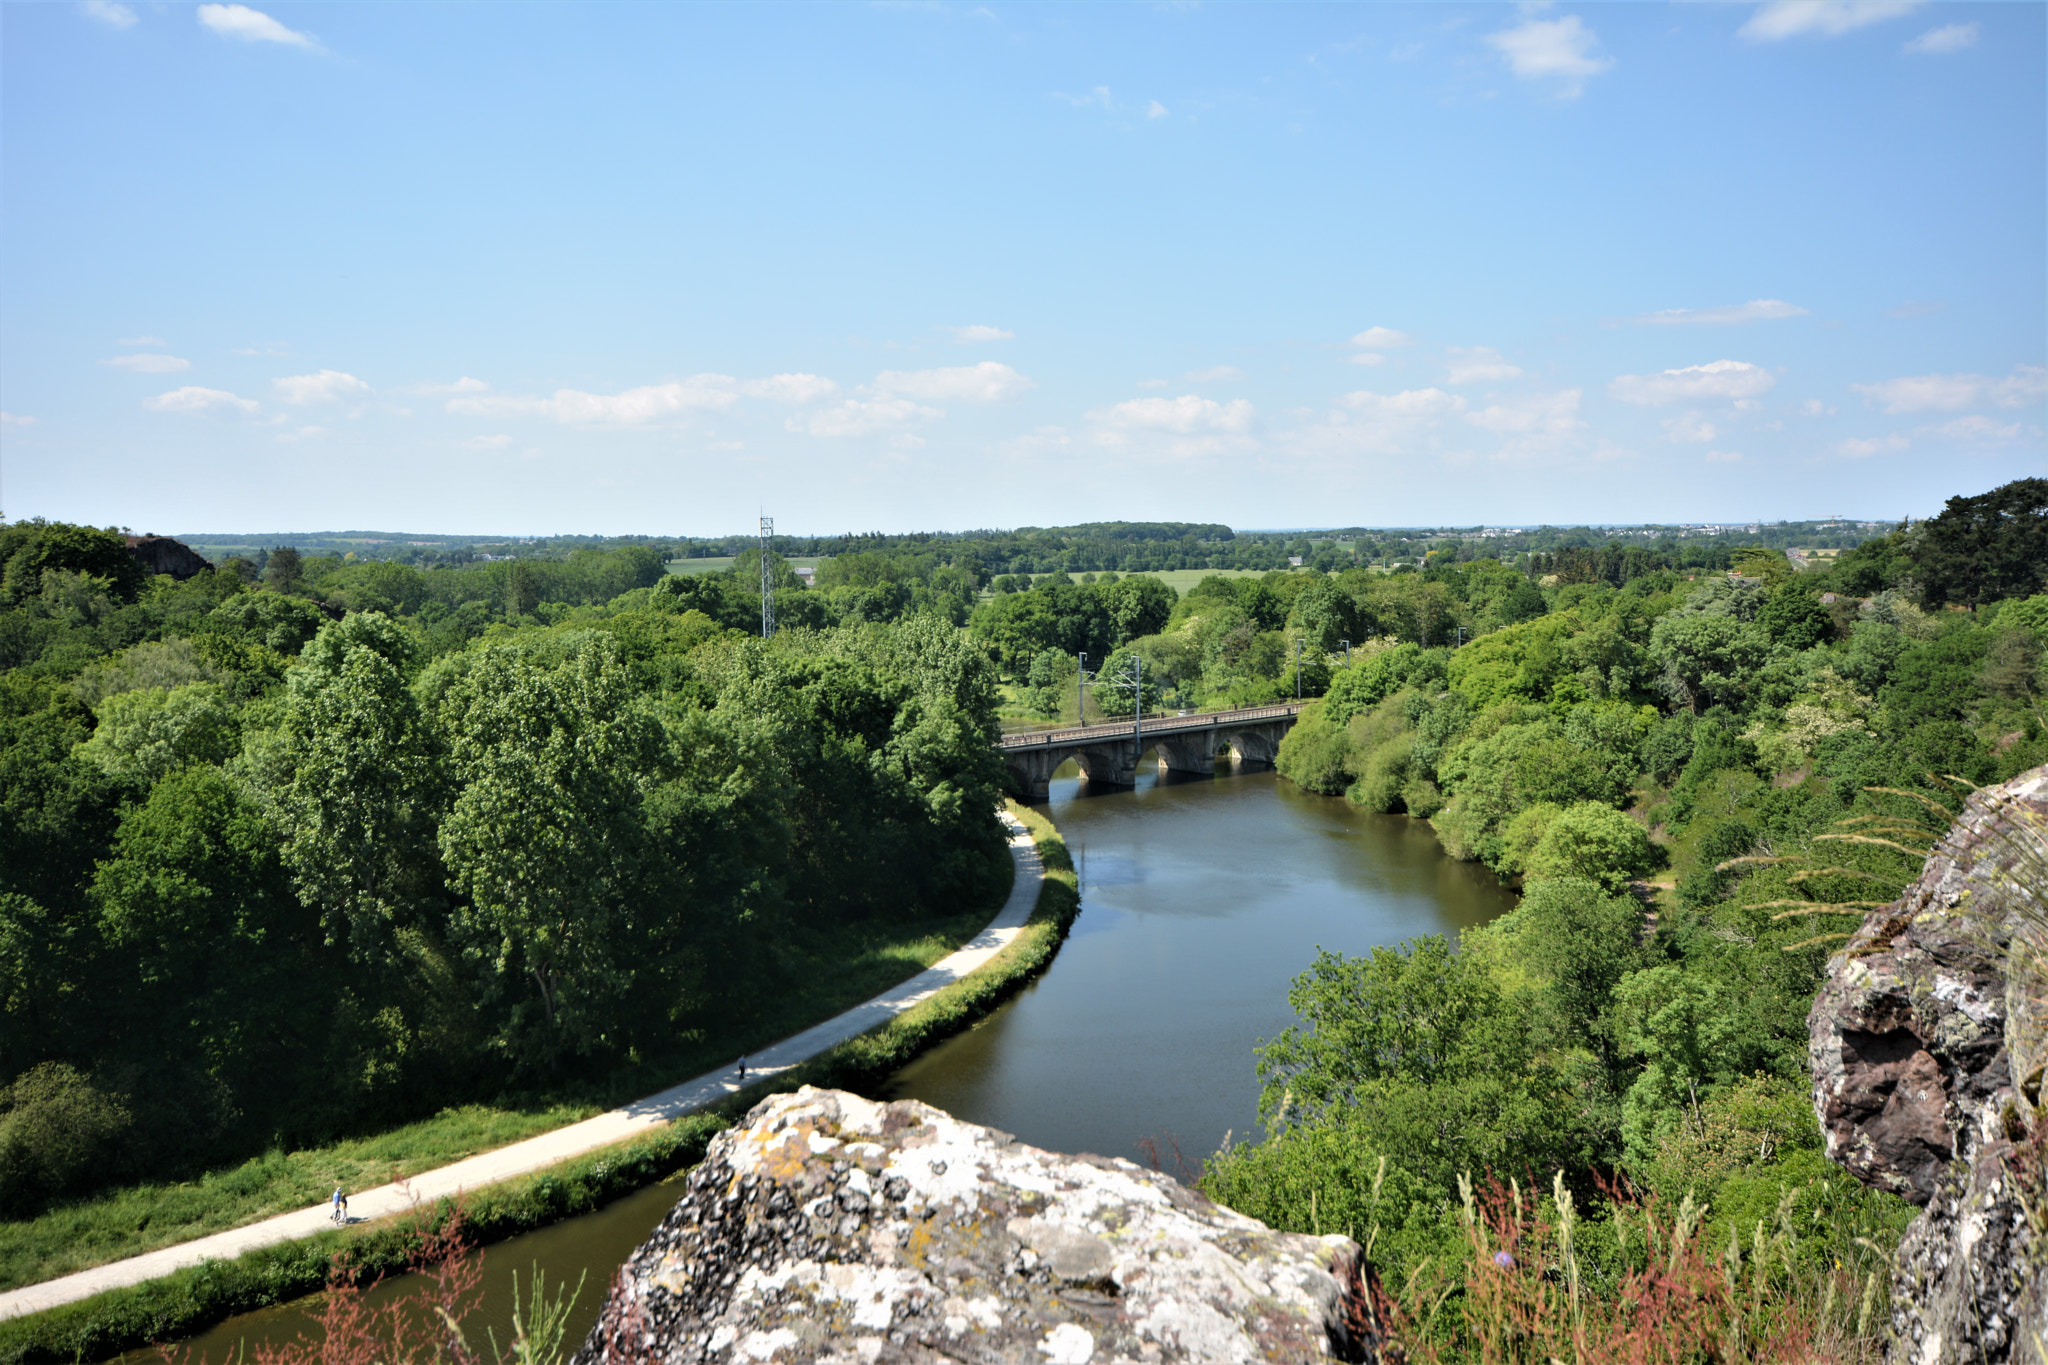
(1493, 1250, 1515, 1268)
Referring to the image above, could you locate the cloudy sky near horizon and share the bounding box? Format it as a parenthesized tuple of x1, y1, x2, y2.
(2, 1, 2041, 537)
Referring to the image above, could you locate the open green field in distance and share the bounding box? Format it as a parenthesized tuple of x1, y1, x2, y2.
(666, 557, 827, 576)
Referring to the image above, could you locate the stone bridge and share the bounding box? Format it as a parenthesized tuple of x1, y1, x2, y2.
(997, 703, 1304, 803)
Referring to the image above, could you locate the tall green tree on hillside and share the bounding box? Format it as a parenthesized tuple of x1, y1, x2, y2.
(437, 636, 660, 1064)
(1910, 476, 2048, 607)
(271, 614, 442, 958)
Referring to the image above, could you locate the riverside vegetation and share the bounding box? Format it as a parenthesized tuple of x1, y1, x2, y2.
(1210, 476, 2048, 1355)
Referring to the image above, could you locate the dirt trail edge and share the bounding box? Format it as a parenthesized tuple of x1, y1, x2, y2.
(0, 814, 1047, 1322)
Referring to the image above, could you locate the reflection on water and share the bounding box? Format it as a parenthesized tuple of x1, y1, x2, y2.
(882, 760, 1515, 1165)
(138, 757, 1512, 1363)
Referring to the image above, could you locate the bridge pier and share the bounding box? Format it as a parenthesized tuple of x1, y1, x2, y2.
(1156, 732, 1220, 778)
(1219, 726, 1281, 771)
(1007, 747, 1066, 804)
(1073, 744, 1140, 790)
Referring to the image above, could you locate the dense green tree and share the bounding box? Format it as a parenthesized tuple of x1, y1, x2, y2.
(1910, 476, 2048, 607)
(436, 636, 662, 1063)
(76, 683, 240, 788)
(0, 521, 145, 605)
(90, 766, 325, 1125)
(271, 614, 443, 958)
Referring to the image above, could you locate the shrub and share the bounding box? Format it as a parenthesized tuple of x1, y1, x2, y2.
(0, 1063, 132, 1216)
(1524, 803, 1655, 892)
(1275, 706, 1352, 795)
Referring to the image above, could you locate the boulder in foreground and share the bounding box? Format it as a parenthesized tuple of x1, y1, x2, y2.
(1809, 764, 2047, 1363)
(572, 1087, 1390, 1364)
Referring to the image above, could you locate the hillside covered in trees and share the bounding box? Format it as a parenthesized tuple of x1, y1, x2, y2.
(0, 523, 1009, 1215)
(1209, 476, 2047, 1347)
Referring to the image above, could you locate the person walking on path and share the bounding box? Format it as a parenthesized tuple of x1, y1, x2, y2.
(736, 1056, 748, 1085)
(331, 1187, 347, 1224)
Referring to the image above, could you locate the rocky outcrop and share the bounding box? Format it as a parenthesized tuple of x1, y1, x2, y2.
(573, 1088, 1391, 1364)
(1810, 765, 2047, 1363)
(126, 535, 214, 580)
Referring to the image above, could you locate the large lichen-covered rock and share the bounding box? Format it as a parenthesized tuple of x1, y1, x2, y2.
(572, 1088, 1390, 1364)
(1809, 765, 2048, 1364)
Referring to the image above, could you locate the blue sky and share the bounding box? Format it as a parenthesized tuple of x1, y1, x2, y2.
(2, 1, 2042, 536)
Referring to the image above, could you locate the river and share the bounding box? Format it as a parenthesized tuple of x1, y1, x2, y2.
(157, 759, 1514, 1364)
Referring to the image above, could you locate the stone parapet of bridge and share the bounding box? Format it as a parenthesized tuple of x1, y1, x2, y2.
(996, 703, 1303, 803)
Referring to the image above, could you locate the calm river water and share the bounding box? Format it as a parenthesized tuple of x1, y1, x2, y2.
(157, 760, 1513, 1363)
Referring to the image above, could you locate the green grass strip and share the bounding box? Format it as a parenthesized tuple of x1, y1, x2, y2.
(0, 804, 1076, 1365)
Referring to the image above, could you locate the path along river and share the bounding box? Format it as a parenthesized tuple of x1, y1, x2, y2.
(157, 760, 1515, 1364)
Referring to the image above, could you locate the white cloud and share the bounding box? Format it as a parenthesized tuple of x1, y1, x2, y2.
(794, 396, 942, 438)
(1904, 21, 1978, 53)
(273, 369, 371, 405)
(102, 353, 191, 374)
(1630, 299, 1810, 326)
(1483, 15, 1613, 97)
(1348, 326, 1413, 349)
(1059, 86, 1113, 110)
(1443, 346, 1522, 385)
(1289, 387, 1466, 460)
(1740, 1, 1921, 41)
(459, 434, 514, 450)
(945, 324, 1015, 343)
(197, 3, 314, 47)
(81, 1, 136, 28)
(1851, 365, 2047, 413)
(740, 373, 840, 403)
(1836, 434, 1910, 458)
(145, 386, 258, 414)
(117, 335, 167, 347)
(276, 425, 329, 443)
(1136, 378, 1171, 389)
(872, 362, 1033, 403)
(1347, 352, 1388, 367)
(400, 376, 490, 396)
(0, 412, 36, 427)
(1921, 415, 2022, 443)
(1146, 100, 1169, 119)
(450, 375, 740, 424)
(1885, 300, 1945, 319)
(1466, 389, 1586, 458)
(1801, 399, 1837, 416)
(1094, 395, 1255, 435)
(1183, 365, 1245, 384)
(1340, 387, 1465, 420)
(1663, 411, 1718, 443)
(1705, 450, 1744, 463)
(1609, 359, 1777, 405)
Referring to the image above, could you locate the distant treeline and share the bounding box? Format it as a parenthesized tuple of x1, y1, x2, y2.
(177, 518, 1884, 578)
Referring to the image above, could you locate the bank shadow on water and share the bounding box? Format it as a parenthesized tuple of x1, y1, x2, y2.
(135, 759, 1513, 1363)
(880, 761, 1515, 1169)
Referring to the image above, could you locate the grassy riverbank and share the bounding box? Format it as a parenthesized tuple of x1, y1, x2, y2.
(0, 881, 1005, 1296)
(0, 804, 1077, 1365)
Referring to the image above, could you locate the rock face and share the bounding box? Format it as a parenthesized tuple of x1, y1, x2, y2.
(125, 534, 214, 580)
(573, 1088, 1388, 1365)
(1809, 765, 2047, 1364)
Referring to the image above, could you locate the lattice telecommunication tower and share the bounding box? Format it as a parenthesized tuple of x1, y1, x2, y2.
(759, 515, 775, 639)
